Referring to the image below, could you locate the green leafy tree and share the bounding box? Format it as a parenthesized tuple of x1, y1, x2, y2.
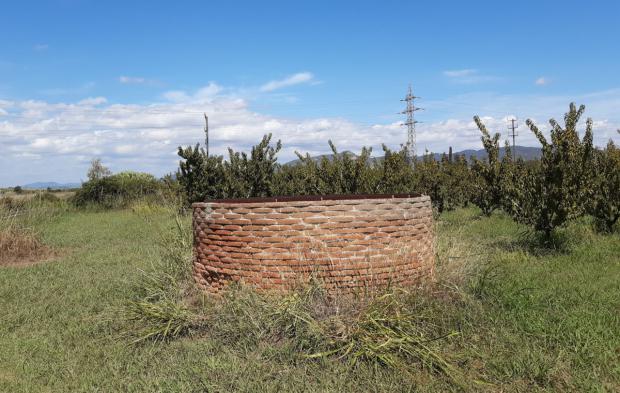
(374, 146, 416, 193)
(271, 163, 315, 196)
(289, 141, 375, 195)
(177, 144, 226, 203)
(588, 140, 620, 232)
(470, 116, 506, 216)
(223, 134, 282, 198)
(320, 141, 375, 194)
(504, 103, 595, 239)
(283, 152, 326, 195)
(443, 153, 474, 209)
(415, 152, 446, 213)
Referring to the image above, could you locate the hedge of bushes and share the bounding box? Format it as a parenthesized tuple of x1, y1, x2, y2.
(71, 171, 163, 209)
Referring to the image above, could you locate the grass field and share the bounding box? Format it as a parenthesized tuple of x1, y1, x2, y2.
(0, 206, 618, 392)
(0, 190, 76, 201)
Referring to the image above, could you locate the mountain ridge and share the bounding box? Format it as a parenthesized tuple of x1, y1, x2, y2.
(22, 182, 81, 190)
(283, 145, 541, 166)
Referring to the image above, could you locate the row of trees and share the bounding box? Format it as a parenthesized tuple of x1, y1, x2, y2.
(178, 138, 474, 209)
(472, 103, 619, 236)
(177, 103, 620, 237)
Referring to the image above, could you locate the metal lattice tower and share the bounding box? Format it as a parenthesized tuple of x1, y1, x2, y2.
(401, 84, 420, 161)
(507, 118, 518, 157)
(203, 113, 209, 157)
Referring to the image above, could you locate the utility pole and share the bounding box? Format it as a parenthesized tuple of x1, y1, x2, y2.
(401, 84, 420, 164)
(204, 114, 209, 157)
(508, 118, 518, 158)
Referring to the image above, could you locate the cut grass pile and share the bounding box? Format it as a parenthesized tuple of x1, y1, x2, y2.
(0, 206, 618, 392)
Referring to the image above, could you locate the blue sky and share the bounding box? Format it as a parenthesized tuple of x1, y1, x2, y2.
(1, 0, 619, 186)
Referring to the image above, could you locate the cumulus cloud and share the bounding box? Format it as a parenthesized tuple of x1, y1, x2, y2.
(260, 72, 315, 92)
(535, 77, 548, 86)
(1, 84, 619, 186)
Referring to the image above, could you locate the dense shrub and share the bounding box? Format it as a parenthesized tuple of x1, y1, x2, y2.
(471, 117, 513, 216)
(291, 141, 376, 195)
(72, 171, 162, 208)
(32, 192, 60, 203)
(177, 136, 475, 212)
(177, 144, 227, 202)
(503, 103, 595, 239)
(374, 146, 415, 193)
(588, 140, 620, 232)
(223, 134, 282, 198)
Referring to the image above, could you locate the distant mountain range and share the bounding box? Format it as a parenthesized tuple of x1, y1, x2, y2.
(22, 182, 81, 190)
(284, 151, 361, 166)
(284, 145, 541, 166)
(447, 145, 541, 161)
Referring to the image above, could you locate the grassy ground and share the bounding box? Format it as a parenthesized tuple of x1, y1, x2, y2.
(0, 207, 618, 392)
(0, 190, 75, 201)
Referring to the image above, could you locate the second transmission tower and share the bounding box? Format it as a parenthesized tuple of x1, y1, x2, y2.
(507, 118, 518, 158)
(401, 84, 420, 162)
(204, 114, 209, 157)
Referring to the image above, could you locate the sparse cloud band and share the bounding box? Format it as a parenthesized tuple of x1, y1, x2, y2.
(119, 76, 146, 84)
(260, 72, 315, 92)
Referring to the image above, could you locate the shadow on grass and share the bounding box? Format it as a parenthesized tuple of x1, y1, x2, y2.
(491, 229, 575, 256)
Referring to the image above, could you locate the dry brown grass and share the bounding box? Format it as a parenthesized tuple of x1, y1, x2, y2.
(0, 227, 54, 267)
(0, 200, 62, 267)
(0, 190, 75, 201)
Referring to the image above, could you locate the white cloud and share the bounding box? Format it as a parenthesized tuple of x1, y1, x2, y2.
(119, 76, 146, 84)
(34, 44, 49, 51)
(162, 82, 223, 103)
(535, 77, 548, 86)
(260, 72, 315, 92)
(162, 90, 190, 102)
(443, 69, 477, 78)
(1, 84, 619, 186)
(443, 69, 500, 84)
(78, 97, 107, 106)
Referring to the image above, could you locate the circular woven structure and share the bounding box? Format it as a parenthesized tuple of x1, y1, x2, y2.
(192, 194, 434, 293)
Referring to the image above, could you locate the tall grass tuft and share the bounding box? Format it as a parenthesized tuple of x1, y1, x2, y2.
(115, 209, 203, 343)
(122, 295, 199, 343)
(205, 282, 466, 386)
(307, 291, 461, 378)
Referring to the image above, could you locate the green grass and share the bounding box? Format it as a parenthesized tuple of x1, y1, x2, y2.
(0, 207, 618, 392)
